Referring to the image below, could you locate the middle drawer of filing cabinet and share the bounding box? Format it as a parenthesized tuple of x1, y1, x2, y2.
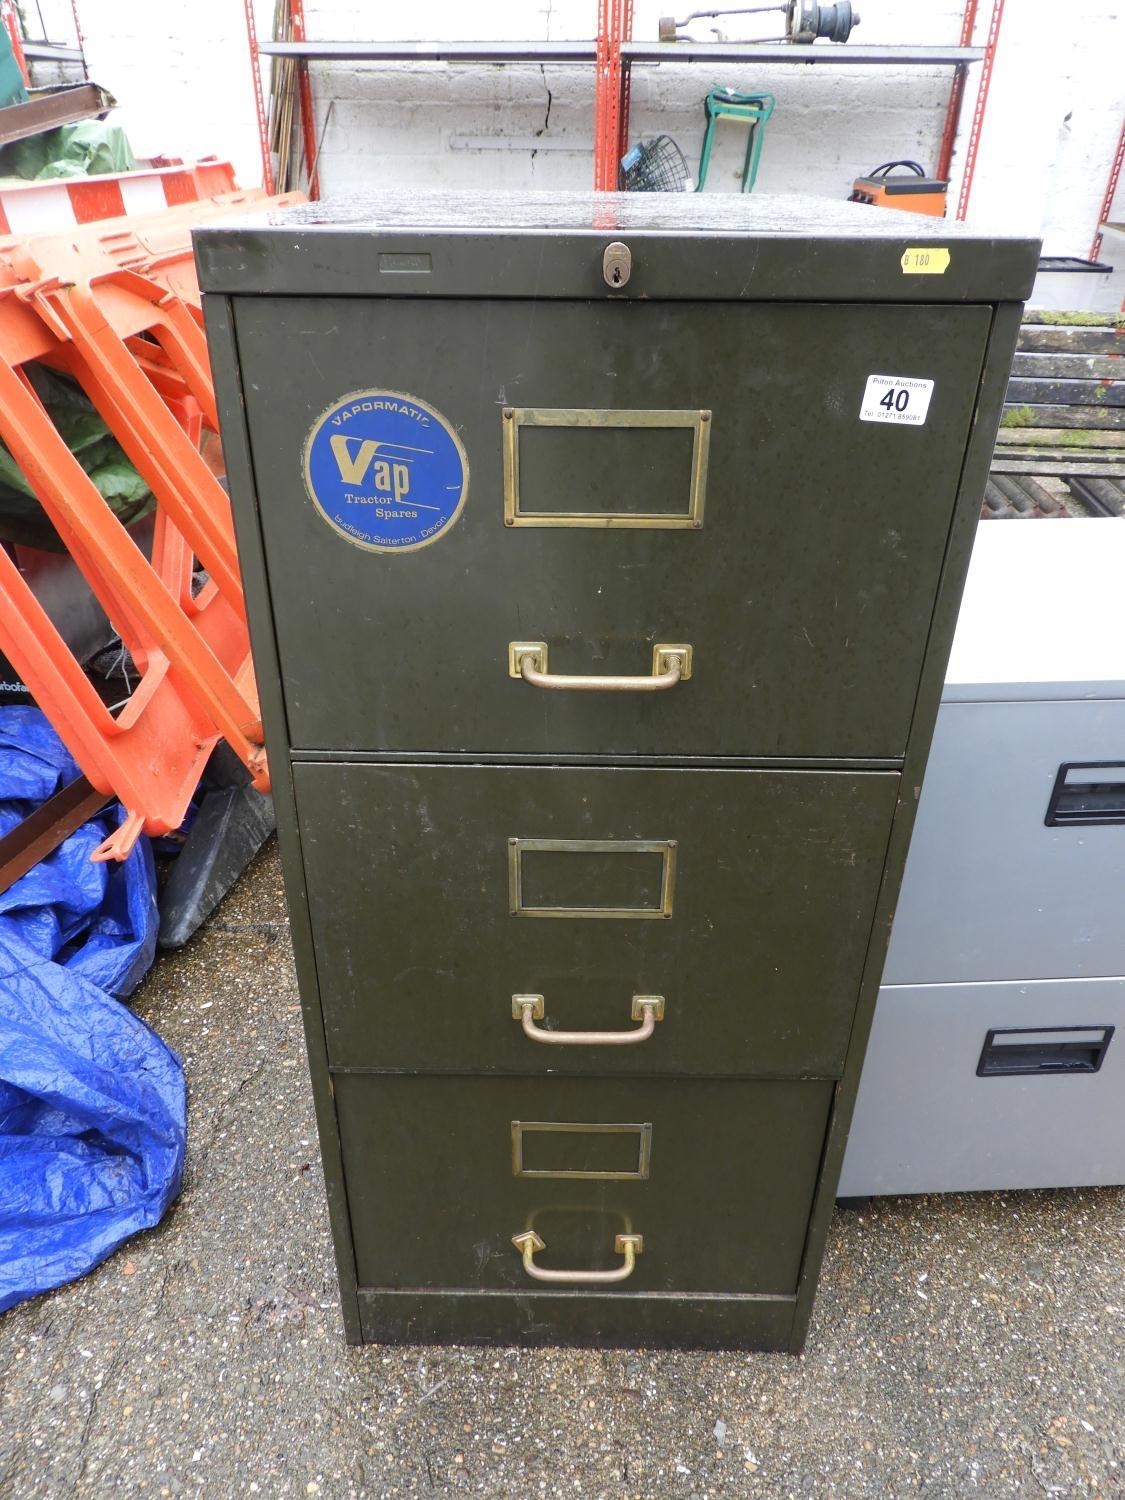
(294, 761, 899, 1076)
(334, 1074, 835, 1296)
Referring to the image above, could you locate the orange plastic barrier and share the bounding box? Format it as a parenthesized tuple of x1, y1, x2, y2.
(0, 159, 241, 235)
(0, 190, 303, 859)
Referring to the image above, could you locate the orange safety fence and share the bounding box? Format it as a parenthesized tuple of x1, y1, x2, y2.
(0, 188, 303, 860)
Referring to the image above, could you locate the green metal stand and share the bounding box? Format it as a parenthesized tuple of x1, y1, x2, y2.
(697, 88, 775, 193)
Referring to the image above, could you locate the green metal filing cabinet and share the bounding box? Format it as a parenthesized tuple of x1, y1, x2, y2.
(196, 193, 1037, 1351)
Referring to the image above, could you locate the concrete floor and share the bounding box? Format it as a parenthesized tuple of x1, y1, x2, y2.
(0, 842, 1122, 1498)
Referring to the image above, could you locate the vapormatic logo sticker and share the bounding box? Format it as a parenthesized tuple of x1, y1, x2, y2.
(302, 389, 469, 553)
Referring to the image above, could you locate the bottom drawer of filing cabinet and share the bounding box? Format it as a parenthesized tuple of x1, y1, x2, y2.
(839, 977, 1125, 1198)
(334, 1074, 833, 1312)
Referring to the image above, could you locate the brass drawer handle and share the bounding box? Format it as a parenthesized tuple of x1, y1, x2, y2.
(512, 993, 664, 1045)
(509, 641, 692, 693)
(511, 1231, 644, 1285)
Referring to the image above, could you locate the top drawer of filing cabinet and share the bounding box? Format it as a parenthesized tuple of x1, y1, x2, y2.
(231, 296, 990, 759)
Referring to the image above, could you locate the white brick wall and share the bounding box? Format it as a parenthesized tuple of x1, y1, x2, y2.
(31, 0, 273, 178)
(30, 1, 1125, 307)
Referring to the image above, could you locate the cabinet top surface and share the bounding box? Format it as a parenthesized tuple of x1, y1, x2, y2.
(196, 189, 1028, 240)
(194, 190, 1039, 301)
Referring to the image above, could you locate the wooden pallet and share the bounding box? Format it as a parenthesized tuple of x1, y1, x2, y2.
(993, 312, 1124, 480)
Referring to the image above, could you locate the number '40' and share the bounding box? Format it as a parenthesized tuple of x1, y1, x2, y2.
(880, 388, 910, 412)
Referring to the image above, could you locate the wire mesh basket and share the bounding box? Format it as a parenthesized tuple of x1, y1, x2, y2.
(619, 135, 692, 192)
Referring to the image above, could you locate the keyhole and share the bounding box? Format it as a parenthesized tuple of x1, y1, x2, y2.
(602, 241, 631, 288)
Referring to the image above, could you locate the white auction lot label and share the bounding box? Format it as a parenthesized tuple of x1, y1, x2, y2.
(859, 373, 935, 427)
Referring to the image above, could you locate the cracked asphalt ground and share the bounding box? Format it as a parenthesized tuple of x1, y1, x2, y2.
(1, 841, 1122, 1498)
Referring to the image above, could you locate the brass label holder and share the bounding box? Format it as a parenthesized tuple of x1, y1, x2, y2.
(501, 406, 711, 529)
(511, 1120, 654, 1180)
(508, 837, 677, 920)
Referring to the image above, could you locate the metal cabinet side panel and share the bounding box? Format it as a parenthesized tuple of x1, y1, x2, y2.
(884, 697, 1125, 984)
(202, 293, 364, 1344)
(839, 977, 1125, 1195)
(790, 302, 1026, 1351)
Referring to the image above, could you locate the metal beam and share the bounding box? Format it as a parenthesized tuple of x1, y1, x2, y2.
(21, 41, 85, 63)
(0, 775, 111, 897)
(258, 39, 984, 67)
(258, 40, 597, 63)
(622, 41, 985, 64)
(0, 82, 113, 146)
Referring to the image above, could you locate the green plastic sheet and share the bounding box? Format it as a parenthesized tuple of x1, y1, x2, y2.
(0, 121, 135, 182)
(0, 367, 153, 551)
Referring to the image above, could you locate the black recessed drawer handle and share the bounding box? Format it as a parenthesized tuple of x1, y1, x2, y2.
(1046, 762, 1125, 826)
(977, 1026, 1114, 1077)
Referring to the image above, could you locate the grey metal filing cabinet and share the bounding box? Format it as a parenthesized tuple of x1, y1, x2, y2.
(841, 519, 1125, 1197)
(196, 192, 1037, 1350)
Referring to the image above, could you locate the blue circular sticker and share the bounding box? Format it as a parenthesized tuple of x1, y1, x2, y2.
(302, 389, 469, 553)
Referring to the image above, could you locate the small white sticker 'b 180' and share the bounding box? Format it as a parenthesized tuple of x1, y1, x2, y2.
(859, 374, 935, 427)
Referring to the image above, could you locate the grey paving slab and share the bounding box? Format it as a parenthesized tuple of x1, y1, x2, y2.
(0, 844, 1121, 1499)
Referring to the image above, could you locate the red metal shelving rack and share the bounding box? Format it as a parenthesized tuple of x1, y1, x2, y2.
(246, 10, 986, 199)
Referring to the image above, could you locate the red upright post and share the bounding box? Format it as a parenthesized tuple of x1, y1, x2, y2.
(243, 0, 276, 194)
(2, 2, 29, 87)
(69, 0, 88, 79)
(289, 0, 321, 200)
(1090, 111, 1125, 263)
(955, 0, 1006, 222)
(936, 0, 978, 185)
(617, 0, 635, 175)
(594, 0, 610, 189)
(593, 0, 625, 190)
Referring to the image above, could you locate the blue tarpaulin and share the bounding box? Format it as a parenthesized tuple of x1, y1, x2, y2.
(0, 708, 185, 1315)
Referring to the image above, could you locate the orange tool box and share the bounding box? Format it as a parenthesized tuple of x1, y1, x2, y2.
(849, 160, 949, 218)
